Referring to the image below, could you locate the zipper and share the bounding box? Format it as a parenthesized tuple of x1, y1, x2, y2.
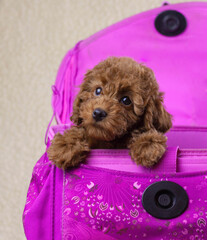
(171, 126, 207, 132)
(88, 148, 207, 157)
(178, 149, 207, 156)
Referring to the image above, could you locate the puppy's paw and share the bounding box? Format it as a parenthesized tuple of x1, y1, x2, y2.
(47, 127, 90, 169)
(129, 131, 167, 167)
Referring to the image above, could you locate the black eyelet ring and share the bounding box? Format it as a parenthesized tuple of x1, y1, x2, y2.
(142, 181, 189, 219)
(155, 10, 187, 36)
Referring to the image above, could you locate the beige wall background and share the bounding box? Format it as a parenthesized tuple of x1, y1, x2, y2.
(0, 0, 205, 239)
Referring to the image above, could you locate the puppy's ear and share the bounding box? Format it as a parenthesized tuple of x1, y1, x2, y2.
(143, 92, 172, 133)
(138, 65, 172, 133)
(70, 70, 93, 125)
(70, 92, 82, 125)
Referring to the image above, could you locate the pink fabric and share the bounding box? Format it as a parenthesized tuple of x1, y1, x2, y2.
(52, 2, 207, 127)
(62, 165, 207, 240)
(86, 148, 207, 174)
(23, 153, 53, 240)
(23, 148, 207, 240)
(166, 126, 207, 149)
(23, 2, 207, 240)
(86, 148, 178, 173)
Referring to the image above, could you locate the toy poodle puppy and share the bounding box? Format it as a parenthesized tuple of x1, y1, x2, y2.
(47, 57, 172, 169)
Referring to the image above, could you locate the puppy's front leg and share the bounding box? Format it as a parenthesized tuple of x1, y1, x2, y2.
(47, 126, 90, 169)
(128, 130, 167, 167)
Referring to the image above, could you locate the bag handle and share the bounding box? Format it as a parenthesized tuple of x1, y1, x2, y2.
(44, 85, 61, 145)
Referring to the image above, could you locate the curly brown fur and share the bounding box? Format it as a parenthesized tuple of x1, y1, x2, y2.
(48, 57, 172, 169)
(47, 126, 90, 169)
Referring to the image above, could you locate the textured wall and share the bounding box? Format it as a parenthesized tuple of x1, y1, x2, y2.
(0, 0, 205, 239)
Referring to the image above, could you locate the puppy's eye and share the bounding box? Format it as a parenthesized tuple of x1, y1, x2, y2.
(120, 96, 132, 105)
(95, 87, 102, 96)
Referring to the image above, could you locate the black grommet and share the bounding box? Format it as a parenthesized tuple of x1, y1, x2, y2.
(158, 193, 171, 208)
(142, 181, 189, 219)
(155, 10, 187, 36)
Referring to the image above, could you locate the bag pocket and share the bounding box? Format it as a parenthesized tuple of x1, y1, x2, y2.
(62, 151, 207, 240)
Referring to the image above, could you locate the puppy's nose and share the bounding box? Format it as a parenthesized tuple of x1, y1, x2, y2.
(92, 108, 107, 122)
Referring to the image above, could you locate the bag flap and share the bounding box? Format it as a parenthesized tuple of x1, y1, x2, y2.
(52, 2, 207, 127)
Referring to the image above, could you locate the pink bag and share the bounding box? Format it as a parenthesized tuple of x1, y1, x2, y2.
(23, 2, 207, 239)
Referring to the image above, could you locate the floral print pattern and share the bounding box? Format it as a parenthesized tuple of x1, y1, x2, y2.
(62, 165, 207, 240)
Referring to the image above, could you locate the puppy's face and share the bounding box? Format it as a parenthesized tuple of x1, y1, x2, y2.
(71, 57, 171, 141)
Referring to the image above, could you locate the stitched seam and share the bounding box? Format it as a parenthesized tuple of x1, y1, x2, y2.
(171, 126, 207, 132)
(179, 150, 207, 156)
(61, 171, 66, 240)
(79, 164, 207, 179)
(52, 166, 56, 240)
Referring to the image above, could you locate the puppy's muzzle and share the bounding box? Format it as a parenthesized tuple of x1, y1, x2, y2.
(92, 108, 107, 122)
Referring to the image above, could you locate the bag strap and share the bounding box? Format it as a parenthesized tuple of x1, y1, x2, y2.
(86, 147, 178, 174)
(45, 85, 61, 145)
(151, 147, 178, 173)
